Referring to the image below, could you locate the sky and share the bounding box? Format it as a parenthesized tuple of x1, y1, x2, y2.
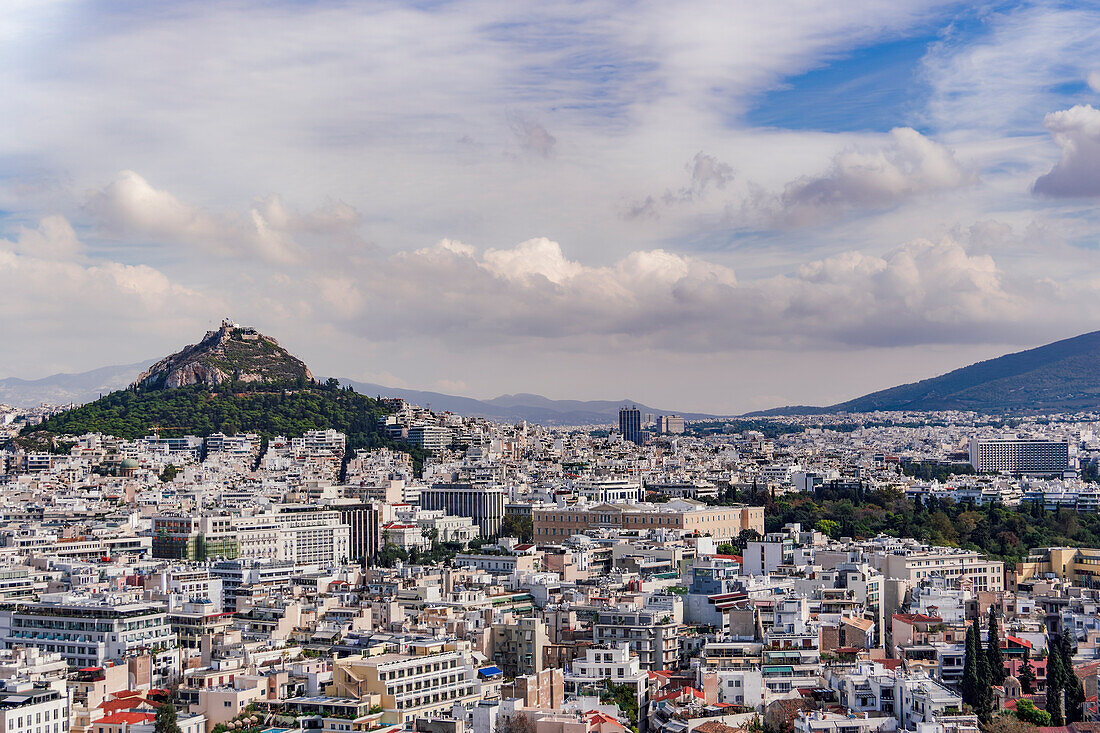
(4, 0, 1100, 414)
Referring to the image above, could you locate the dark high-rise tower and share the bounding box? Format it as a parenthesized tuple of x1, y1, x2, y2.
(619, 405, 642, 445)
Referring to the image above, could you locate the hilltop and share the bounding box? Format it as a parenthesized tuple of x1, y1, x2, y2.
(134, 320, 313, 390)
(759, 330, 1100, 415)
(22, 324, 409, 462)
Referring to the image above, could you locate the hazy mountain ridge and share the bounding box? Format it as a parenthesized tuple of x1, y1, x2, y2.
(757, 330, 1100, 415)
(0, 361, 154, 407)
(338, 380, 718, 425)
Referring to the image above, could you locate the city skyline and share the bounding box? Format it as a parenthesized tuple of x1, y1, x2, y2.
(7, 2, 1100, 412)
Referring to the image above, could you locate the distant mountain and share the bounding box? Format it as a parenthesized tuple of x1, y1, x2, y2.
(0, 361, 152, 407)
(760, 330, 1100, 415)
(135, 321, 313, 389)
(339, 380, 718, 425)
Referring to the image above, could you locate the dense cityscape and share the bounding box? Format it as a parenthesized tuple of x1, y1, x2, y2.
(9, 3, 1100, 733)
(3, 335, 1100, 733)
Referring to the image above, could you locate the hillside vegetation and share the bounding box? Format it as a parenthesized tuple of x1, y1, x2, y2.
(759, 330, 1100, 414)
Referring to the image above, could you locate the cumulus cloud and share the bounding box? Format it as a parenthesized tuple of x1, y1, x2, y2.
(742, 128, 973, 226)
(7, 215, 83, 260)
(0, 216, 219, 374)
(1032, 105, 1100, 197)
(86, 171, 365, 265)
(297, 234, 1041, 353)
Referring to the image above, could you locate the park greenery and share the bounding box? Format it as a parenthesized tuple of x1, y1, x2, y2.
(740, 481, 1100, 564)
(21, 380, 430, 473)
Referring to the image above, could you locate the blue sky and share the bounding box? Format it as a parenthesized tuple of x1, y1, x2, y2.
(3, 0, 1100, 413)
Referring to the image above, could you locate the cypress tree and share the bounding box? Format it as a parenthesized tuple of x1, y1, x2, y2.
(154, 702, 182, 733)
(973, 615, 993, 723)
(1062, 629, 1084, 724)
(1018, 645, 1037, 695)
(1047, 636, 1065, 726)
(986, 606, 1005, 685)
(962, 622, 979, 707)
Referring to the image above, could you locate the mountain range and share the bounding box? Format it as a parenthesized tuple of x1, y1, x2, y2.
(0, 361, 154, 407)
(337, 379, 717, 425)
(0, 346, 713, 425)
(755, 329, 1100, 415)
(13, 328, 1100, 421)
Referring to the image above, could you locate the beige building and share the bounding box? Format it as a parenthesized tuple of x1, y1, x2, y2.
(328, 647, 479, 726)
(872, 549, 1004, 593)
(1014, 546, 1100, 587)
(534, 501, 763, 543)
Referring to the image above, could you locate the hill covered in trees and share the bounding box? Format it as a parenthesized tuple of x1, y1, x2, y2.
(19, 323, 425, 467)
(757, 330, 1100, 414)
(27, 382, 390, 447)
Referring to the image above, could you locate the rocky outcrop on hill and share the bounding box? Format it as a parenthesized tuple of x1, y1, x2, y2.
(133, 320, 314, 389)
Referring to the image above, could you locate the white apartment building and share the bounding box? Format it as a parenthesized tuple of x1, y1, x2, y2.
(591, 605, 679, 671)
(0, 680, 68, 733)
(0, 595, 179, 682)
(269, 509, 351, 566)
(969, 437, 1069, 475)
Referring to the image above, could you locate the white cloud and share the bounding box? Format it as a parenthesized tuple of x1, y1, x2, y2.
(7, 215, 82, 260)
(742, 128, 973, 226)
(1089, 71, 1100, 93)
(300, 234, 1042, 354)
(1033, 105, 1100, 198)
(86, 171, 365, 265)
(482, 238, 583, 285)
(0, 216, 219, 375)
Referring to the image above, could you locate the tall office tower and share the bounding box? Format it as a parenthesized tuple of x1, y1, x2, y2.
(338, 501, 386, 566)
(619, 406, 642, 445)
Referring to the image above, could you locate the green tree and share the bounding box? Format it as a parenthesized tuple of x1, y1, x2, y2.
(962, 622, 979, 707)
(973, 615, 994, 723)
(154, 702, 182, 733)
(499, 514, 534, 542)
(1061, 629, 1084, 724)
(987, 606, 1005, 685)
(814, 519, 839, 538)
(1047, 636, 1065, 726)
(1018, 646, 1037, 695)
(1014, 699, 1051, 727)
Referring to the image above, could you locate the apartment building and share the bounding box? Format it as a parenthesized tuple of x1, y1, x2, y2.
(592, 605, 679, 671)
(0, 596, 179, 683)
(328, 648, 479, 726)
(489, 618, 548, 678)
(872, 549, 1004, 593)
(0, 680, 68, 733)
(534, 500, 764, 543)
(969, 437, 1069, 475)
(269, 508, 351, 566)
